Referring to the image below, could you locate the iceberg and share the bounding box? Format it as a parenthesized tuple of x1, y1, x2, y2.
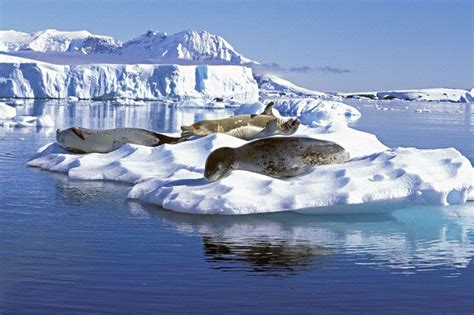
(0, 55, 259, 102)
(235, 99, 361, 127)
(1, 114, 54, 128)
(0, 102, 16, 119)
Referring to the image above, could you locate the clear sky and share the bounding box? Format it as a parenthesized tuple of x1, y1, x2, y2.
(0, 0, 472, 92)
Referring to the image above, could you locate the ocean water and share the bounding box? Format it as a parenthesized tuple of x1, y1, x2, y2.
(0, 100, 473, 313)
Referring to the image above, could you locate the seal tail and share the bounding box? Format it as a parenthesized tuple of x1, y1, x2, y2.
(153, 131, 188, 146)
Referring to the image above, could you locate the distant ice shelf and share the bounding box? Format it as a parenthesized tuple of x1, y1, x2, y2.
(339, 88, 473, 103)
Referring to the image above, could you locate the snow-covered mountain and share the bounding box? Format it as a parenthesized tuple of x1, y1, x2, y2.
(0, 29, 255, 65)
(0, 29, 121, 54)
(120, 30, 255, 64)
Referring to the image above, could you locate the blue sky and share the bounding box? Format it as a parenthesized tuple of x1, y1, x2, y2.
(0, 0, 472, 92)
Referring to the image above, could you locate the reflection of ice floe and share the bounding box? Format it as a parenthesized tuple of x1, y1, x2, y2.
(149, 204, 474, 274)
(12, 99, 235, 132)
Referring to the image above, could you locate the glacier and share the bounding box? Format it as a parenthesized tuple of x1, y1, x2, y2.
(0, 55, 259, 102)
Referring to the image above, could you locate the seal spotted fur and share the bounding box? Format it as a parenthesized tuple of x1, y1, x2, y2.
(204, 137, 349, 181)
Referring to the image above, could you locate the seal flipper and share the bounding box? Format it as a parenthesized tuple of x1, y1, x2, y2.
(260, 102, 275, 116)
(180, 125, 194, 137)
(152, 131, 185, 146)
(71, 127, 86, 140)
(246, 119, 278, 141)
(263, 119, 278, 134)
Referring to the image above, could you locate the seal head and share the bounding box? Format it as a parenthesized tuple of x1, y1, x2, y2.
(204, 147, 236, 181)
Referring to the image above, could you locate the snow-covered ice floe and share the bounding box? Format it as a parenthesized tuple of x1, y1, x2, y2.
(27, 104, 473, 214)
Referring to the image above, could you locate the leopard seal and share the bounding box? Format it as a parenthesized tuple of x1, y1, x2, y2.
(56, 127, 183, 154)
(180, 102, 300, 140)
(204, 137, 349, 181)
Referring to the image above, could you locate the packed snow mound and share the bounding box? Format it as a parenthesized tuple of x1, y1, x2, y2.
(0, 29, 121, 54)
(121, 30, 255, 64)
(255, 74, 326, 98)
(0, 102, 16, 119)
(0, 57, 258, 101)
(28, 130, 473, 215)
(235, 99, 361, 126)
(340, 88, 471, 103)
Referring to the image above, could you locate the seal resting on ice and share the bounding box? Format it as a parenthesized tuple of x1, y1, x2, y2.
(204, 137, 349, 181)
(56, 127, 183, 154)
(180, 102, 300, 141)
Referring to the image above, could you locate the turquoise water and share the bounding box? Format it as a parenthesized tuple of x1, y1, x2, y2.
(0, 100, 473, 312)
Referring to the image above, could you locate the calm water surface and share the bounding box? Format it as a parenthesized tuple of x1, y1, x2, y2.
(0, 100, 473, 313)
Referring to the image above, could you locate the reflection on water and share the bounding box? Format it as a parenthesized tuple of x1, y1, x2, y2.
(134, 202, 474, 276)
(13, 99, 234, 132)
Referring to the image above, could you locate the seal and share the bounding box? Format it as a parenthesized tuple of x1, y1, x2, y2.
(204, 137, 349, 181)
(56, 127, 183, 154)
(180, 102, 300, 140)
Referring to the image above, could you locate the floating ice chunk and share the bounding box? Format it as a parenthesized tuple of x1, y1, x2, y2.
(0, 102, 16, 119)
(235, 99, 361, 127)
(1, 114, 54, 128)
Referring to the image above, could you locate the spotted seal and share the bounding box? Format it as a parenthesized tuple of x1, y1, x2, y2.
(180, 102, 300, 140)
(56, 127, 183, 154)
(204, 137, 349, 181)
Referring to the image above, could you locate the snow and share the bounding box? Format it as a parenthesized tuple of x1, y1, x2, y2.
(0, 56, 258, 102)
(0, 29, 255, 65)
(120, 30, 255, 64)
(340, 88, 472, 103)
(255, 74, 326, 98)
(235, 98, 361, 127)
(0, 29, 121, 54)
(0, 102, 16, 119)
(27, 102, 473, 215)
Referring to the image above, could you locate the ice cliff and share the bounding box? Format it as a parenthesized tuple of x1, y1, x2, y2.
(0, 55, 258, 101)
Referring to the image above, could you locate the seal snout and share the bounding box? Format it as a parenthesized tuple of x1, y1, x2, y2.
(204, 147, 236, 182)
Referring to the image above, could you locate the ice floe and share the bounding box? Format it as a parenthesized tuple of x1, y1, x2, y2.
(235, 98, 360, 127)
(339, 88, 472, 103)
(27, 104, 473, 215)
(0, 102, 16, 119)
(1, 114, 54, 128)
